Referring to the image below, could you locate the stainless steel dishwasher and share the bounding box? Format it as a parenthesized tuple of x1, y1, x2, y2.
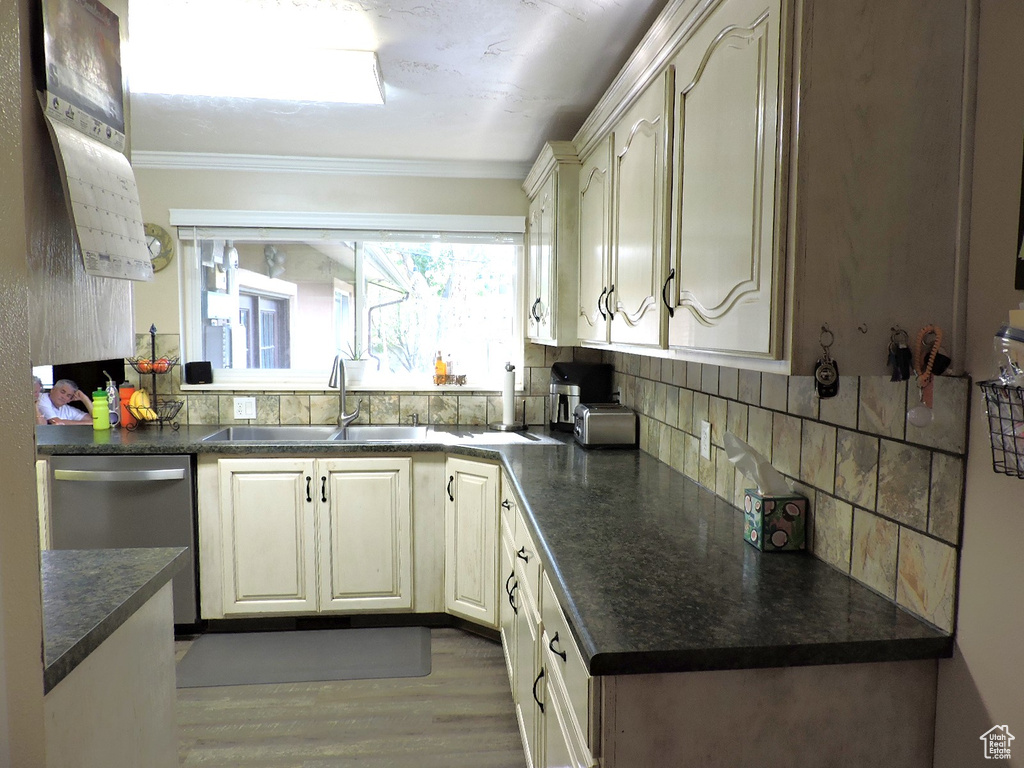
(48, 454, 198, 625)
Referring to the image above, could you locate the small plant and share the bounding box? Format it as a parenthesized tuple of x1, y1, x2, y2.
(343, 341, 366, 361)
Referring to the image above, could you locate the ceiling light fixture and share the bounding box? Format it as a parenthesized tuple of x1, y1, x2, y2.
(130, 47, 385, 105)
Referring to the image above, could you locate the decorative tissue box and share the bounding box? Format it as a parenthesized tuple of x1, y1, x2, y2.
(743, 490, 807, 551)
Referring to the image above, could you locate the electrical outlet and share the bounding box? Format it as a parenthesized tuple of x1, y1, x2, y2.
(700, 420, 712, 461)
(233, 397, 257, 420)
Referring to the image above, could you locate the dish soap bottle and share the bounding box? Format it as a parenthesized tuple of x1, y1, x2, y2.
(434, 350, 447, 385)
(92, 389, 110, 432)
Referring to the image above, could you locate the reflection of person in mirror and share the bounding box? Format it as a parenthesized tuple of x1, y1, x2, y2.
(38, 379, 93, 425)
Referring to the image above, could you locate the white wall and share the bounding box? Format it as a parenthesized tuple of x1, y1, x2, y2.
(133, 167, 528, 334)
(934, 2, 1024, 765)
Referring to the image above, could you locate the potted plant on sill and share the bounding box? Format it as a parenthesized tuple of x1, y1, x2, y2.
(342, 342, 369, 384)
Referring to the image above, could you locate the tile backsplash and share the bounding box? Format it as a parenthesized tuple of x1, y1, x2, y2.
(133, 333, 964, 632)
(606, 350, 966, 633)
(130, 332, 585, 428)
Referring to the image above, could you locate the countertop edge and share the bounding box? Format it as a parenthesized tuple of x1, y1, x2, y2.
(43, 548, 188, 694)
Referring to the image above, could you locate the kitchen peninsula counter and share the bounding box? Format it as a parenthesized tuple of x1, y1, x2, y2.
(36, 425, 952, 676)
(42, 547, 186, 693)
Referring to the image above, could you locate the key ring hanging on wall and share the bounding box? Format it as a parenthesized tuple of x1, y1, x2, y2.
(814, 324, 840, 398)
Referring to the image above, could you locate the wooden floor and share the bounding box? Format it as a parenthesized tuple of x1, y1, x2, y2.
(175, 628, 527, 767)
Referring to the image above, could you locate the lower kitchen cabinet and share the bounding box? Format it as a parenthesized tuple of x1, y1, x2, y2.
(201, 456, 412, 618)
(444, 455, 500, 628)
(216, 457, 318, 615)
(503, 503, 597, 768)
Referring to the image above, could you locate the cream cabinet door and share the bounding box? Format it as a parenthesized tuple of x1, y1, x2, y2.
(515, 560, 542, 768)
(577, 136, 614, 344)
(610, 70, 673, 347)
(527, 174, 556, 342)
(667, 0, 782, 356)
(317, 457, 413, 613)
(218, 458, 318, 615)
(444, 456, 500, 627)
(499, 524, 517, 688)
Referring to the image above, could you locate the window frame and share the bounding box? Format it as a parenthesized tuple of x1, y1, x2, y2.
(171, 210, 526, 391)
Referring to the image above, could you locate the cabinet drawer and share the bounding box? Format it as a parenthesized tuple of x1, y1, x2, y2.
(513, 509, 542, 606)
(541, 572, 592, 752)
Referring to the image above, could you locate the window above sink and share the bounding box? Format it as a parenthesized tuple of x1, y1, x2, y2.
(172, 211, 525, 392)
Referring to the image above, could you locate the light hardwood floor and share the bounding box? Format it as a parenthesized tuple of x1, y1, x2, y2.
(176, 628, 527, 767)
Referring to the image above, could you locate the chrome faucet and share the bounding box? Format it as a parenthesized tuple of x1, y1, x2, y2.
(329, 355, 361, 428)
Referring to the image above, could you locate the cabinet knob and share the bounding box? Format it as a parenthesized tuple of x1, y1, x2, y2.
(531, 297, 543, 322)
(501, 499, 512, 510)
(598, 286, 608, 320)
(321, 476, 328, 503)
(532, 668, 545, 714)
(516, 546, 529, 562)
(447, 475, 454, 502)
(662, 268, 675, 318)
(305, 475, 312, 503)
(549, 632, 567, 663)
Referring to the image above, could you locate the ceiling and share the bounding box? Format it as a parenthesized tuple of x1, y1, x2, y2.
(127, 0, 671, 177)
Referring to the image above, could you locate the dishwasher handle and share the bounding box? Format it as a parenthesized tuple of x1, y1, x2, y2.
(53, 468, 187, 483)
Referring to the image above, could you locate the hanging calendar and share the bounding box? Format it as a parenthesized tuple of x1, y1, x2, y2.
(39, 0, 152, 281)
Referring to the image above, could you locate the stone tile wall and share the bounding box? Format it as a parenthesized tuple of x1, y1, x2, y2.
(605, 350, 967, 633)
(130, 333, 597, 428)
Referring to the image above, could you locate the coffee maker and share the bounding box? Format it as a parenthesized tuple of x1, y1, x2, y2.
(549, 362, 614, 432)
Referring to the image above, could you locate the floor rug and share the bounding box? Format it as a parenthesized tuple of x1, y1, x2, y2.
(176, 626, 432, 688)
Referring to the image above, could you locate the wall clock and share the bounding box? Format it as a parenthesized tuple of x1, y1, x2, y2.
(144, 223, 174, 273)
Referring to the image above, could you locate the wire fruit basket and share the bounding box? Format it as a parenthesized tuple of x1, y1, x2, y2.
(978, 380, 1024, 478)
(127, 325, 184, 430)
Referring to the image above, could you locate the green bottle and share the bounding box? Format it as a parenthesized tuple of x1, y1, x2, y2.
(92, 389, 110, 432)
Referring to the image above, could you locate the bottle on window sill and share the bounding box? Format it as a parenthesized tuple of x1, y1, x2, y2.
(434, 350, 447, 385)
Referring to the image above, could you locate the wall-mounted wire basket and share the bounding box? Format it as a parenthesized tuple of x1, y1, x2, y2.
(978, 380, 1024, 478)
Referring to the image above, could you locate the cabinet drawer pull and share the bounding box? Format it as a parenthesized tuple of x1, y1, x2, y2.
(606, 284, 615, 320)
(531, 298, 542, 322)
(501, 499, 512, 510)
(321, 476, 327, 503)
(549, 632, 567, 663)
(532, 668, 545, 714)
(447, 475, 454, 501)
(597, 286, 608, 320)
(516, 546, 529, 562)
(306, 475, 312, 503)
(662, 268, 675, 318)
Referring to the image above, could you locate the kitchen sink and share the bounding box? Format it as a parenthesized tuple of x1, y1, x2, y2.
(202, 424, 431, 442)
(333, 425, 429, 441)
(202, 425, 342, 442)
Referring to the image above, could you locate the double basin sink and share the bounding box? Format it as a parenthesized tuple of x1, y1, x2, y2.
(202, 425, 429, 443)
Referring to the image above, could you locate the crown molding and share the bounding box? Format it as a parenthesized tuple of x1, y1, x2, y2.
(130, 150, 532, 180)
(573, 0, 721, 160)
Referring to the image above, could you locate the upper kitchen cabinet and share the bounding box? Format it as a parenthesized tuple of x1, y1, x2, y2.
(608, 70, 674, 348)
(572, 0, 971, 374)
(577, 136, 614, 344)
(666, 0, 782, 358)
(524, 142, 581, 346)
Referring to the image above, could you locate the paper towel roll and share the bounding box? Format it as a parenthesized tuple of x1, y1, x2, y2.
(502, 366, 516, 424)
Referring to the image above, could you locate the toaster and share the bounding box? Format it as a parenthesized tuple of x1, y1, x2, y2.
(573, 403, 638, 448)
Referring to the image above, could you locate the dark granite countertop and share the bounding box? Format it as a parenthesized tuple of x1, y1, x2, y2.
(42, 548, 187, 693)
(36, 425, 952, 676)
